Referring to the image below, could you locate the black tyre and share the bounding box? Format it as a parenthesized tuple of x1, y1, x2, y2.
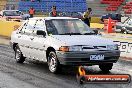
(122, 28, 128, 34)
(48, 51, 61, 73)
(27, 17, 29, 20)
(24, 17, 27, 20)
(99, 63, 113, 73)
(6, 18, 9, 21)
(15, 45, 25, 63)
(124, 30, 128, 34)
(121, 29, 124, 34)
(24, 17, 28, 20)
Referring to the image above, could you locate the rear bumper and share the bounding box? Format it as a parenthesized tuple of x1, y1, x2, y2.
(56, 50, 120, 66)
(7, 18, 22, 22)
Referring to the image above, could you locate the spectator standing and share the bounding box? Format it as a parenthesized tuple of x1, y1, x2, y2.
(49, 6, 58, 17)
(6, 5, 9, 10)
(88, 8, 92, 22)
(29, 7, 35, 18)
(11, 5, 15, 10)
(83, 8, 92, 27)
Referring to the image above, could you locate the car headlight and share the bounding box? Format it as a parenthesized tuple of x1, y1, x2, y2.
(69, 46, 82, 51)
(107, 45, 118, 50)
(59, 46, 82, 52)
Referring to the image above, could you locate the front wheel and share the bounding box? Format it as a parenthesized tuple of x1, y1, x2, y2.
(99, 63, 113, 73)
(15, 45, 25, 63)
(48, 51, 61, 74)
(124, 30, 128, 34)
(121, 28, 128, 34)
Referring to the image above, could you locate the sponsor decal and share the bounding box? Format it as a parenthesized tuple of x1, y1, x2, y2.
(114, 41, 132, 53)
(76, 66, 131, 84)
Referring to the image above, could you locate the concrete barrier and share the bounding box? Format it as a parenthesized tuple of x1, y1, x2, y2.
(103, 35, 132, 59)
(114, 41, 132, 58)
(91, 17, 101, 23)
(90, 23, 104, 29)
(0, 21, 21, 37)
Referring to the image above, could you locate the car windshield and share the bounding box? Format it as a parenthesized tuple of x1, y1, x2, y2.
(45, 19, 95, 35)
(3, 11, 20, 16)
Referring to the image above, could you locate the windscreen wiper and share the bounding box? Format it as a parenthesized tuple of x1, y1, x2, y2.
(59, 33, 82, 35)
(83, 32, 96, 35)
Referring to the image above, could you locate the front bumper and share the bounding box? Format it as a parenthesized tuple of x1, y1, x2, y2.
(56, 50, 120, 66)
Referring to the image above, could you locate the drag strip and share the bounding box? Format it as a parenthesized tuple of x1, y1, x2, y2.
(0, 44, 131, 88)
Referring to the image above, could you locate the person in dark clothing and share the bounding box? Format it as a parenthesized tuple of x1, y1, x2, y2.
(29, 7, 35, 18)
(83, 8, 92, 27)
(49, 6, 58, 17)
(88, 8, 92, 22)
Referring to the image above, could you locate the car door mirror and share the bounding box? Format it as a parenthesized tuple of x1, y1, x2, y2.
(93, 30, 98, 34)
(36, 30, 46, 37)
(93, 29, 102, 35)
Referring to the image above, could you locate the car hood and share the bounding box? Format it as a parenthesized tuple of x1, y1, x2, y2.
(51, 35, 114, 46)
(6, 16, 22, 19)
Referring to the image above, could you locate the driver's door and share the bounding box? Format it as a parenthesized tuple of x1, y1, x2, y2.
(18, 20, 36, 58)
(28, 19, 47, 62)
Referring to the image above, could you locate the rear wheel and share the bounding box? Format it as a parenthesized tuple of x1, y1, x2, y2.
(24, 17, 29, 20)
(6, 18, 9, 21)
(99, 63, 113, 73)
(15, 45, 25, 63)
(48, 51, 61, 74)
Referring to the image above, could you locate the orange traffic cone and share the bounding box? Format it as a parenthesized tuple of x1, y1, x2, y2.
(107, 17, 113, 33)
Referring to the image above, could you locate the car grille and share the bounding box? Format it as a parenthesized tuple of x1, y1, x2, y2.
(82, 46, 107, 51)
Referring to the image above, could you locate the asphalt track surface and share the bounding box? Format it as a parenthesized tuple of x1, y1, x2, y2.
(0, 44, 131, 88)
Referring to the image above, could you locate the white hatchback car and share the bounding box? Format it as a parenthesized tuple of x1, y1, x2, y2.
(10, 17, 120, 73)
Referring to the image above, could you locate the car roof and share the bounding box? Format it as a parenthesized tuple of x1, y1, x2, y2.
(2, 10, 19, 11)
(29, 17, 79, 20)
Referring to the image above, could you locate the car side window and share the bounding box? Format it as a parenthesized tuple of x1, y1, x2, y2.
(33, 19, 45, 35)
(34, 19, 45, 30)
(20, 20, 36, 35)
(45, 20, 58, 35)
